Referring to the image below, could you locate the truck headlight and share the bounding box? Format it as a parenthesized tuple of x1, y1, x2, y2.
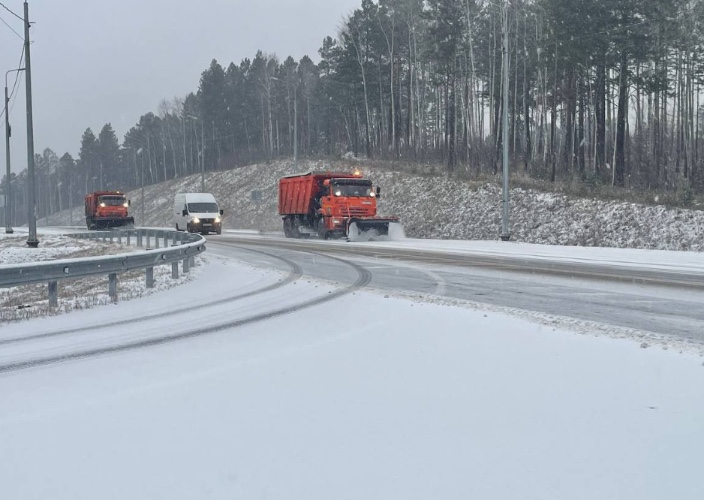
(123, 202, 129, 207)
(214, 217, 221, 223)
(192, 217, 200, 224)
(99, 203, 106, 207)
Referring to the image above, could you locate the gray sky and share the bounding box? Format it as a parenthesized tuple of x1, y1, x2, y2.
(0, 0, 360, 173)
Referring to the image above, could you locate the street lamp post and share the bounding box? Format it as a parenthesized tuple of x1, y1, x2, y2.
(186, 115, 205, 192)
(4, 68, 25, 234)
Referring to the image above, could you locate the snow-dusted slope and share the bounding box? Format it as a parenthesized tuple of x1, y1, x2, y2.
(41, 159, 704, 251)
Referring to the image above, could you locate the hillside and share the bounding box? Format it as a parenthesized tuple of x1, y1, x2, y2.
(42, 159, 704, 251)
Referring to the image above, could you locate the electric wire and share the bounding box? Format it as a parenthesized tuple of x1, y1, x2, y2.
(0, 44, 25, 131)
(0, 13, 23, 40)
(0, 1, 22, 22)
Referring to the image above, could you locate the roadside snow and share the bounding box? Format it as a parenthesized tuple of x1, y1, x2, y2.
(40, 158, 704, 251)
(1, 259, 702, 500)
(0, 232, 203, 324)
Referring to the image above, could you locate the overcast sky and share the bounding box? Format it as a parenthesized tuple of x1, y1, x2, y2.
(0, 0, 360, 173)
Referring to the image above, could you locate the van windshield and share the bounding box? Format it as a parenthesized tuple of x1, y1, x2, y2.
(187, 202, 218, 213)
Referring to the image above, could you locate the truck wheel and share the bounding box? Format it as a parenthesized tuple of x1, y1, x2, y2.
(283, 218, 299, 238)
(175, 224, 179, 231)
(316, 219, 328, 240)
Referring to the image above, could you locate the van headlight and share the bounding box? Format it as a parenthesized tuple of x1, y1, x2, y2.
(192, 217, 200, 224)
(214, 217, 221, 223)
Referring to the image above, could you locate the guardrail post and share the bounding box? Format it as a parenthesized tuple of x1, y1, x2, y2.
(172, 261, 179, 279)
(126, 231, 131, 246)
(117, 231, 122, 245)
(146, 231, 151, 248)
(48, 281, 58, 308)
(137, 231, 143, 247)
(189, 256, 196, 268)
(108, 273, 118, 302)
(109, 231, 115, 243)
(183, 256, 190, 273)
(154, 232, 160, 249)
(164, 233, 169, 248)
(146, 267, 154, 288)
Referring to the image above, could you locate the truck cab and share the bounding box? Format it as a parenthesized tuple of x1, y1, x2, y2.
(174, 192, 223, 235)
(84, 191, 134, 230)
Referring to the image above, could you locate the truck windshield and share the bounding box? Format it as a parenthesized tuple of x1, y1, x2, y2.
(332, 181, 374, 197)
(99, 196, 126, 206)
(187, 202, 219, 213)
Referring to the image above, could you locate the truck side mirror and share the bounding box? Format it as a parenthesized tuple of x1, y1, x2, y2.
(182, 209, 188, 216)
(376, 186, 381, 199)
(128, 200, 131, 206)
(219, 209, 224, 216)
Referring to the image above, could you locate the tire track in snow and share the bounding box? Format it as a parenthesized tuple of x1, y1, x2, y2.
(0, 250, 371, 374)
(0, 246, 302, 346)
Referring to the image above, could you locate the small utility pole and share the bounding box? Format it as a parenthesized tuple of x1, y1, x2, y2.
(24, 1, 38, 247)
(138, 148, 145, 225)
(4, 82, 11, 233)
(500, 0, 511, 242)
(293, 85, 298, 170)
(200, 119, 205, 192)
(4, 69, 24, 234)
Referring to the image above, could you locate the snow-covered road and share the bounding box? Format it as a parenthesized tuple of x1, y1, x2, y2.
(2, 230, 704, 499)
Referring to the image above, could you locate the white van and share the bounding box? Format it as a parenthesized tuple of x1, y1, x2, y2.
(174, 192, 223, 234)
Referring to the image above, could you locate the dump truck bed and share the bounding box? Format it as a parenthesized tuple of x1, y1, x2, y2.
(279, 171, 360, 215)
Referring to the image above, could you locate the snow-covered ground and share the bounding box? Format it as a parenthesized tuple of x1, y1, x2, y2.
(4, 159, 701, 497)
(1, 258, 702, 500)
(40, 158, 704, 251)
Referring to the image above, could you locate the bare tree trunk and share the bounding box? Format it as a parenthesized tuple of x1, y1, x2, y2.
(614, 51, 628, 187)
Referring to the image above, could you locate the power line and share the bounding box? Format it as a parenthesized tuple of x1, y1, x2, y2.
(0, 44, 25, 130)
(0, 1, 22, 22)
(0, 13, 23, 40)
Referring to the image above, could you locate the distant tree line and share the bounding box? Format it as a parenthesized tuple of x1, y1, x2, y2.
(3, 0, 704, 225)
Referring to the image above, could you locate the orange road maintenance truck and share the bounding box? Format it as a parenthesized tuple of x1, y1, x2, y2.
(278, 170, 399, 240)
(84, 191, 134, 230)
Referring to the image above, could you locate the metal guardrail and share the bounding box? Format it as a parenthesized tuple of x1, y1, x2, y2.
(0, 229, 206, 306)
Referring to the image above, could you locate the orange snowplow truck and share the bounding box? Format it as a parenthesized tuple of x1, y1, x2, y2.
(278, 170, 398, 239)
(84, 191, 134, 230)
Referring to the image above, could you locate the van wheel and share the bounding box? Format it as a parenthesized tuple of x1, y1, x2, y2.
(175, 223, 180, 231)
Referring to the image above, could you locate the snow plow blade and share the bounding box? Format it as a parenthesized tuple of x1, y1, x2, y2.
(347, 217, 401, 240)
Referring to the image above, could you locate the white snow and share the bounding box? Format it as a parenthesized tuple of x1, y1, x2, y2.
(0, 258, 703, 500)
(37, 158, 704, 251)
(4, 158, 704, 498)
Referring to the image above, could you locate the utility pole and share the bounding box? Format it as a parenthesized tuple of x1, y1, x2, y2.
(500, 0, 511, 242)
(4, 68, 24, 234)
(200, 118, 205, 192)
(138, 148, 145, 225)
(24, 1, 38, 247)
(293, 86, 298, 170)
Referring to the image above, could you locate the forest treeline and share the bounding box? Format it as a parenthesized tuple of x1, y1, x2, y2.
(3, 0, 704, 225)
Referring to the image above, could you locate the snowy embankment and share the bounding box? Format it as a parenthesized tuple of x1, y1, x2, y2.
(1, 259, 702, 500)
(43, 158, 704, 251)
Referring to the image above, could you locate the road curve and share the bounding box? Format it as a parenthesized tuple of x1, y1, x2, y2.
(211, 234, 704, 344)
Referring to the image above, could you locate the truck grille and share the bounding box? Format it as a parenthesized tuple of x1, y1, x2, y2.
(339, 205, 372, 217)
